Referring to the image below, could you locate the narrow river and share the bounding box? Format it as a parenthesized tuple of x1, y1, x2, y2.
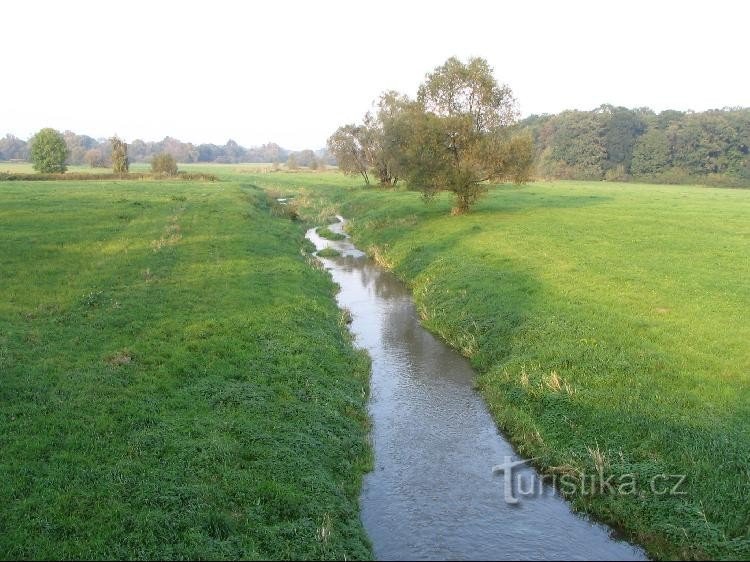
(306, 217, 647, 561)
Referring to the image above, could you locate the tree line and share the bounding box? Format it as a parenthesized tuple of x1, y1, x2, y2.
(522, 105, 750, 185)
(0, 132, 329, 169)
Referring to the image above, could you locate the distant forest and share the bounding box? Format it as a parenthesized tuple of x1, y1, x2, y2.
(2, 105, 749, 185)
(522, 106, 750, 186)
(0, 133, 331, 168)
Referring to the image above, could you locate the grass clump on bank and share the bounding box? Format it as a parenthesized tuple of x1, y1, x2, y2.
(317, 247, 342, 258)
(0, 179, 372, 559)
(316, 226, 346, 240)
(245, 171, 750, 561)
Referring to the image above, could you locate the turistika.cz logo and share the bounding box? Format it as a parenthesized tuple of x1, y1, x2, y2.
(492, 456, 687, 505)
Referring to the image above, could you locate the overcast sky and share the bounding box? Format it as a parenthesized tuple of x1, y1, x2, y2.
(3, 0, 748, 150)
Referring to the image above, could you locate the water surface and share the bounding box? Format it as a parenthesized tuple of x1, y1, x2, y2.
(306, 218, 646, 561)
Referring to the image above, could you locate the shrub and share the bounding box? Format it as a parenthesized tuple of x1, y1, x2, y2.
(151, 153, 178, 176)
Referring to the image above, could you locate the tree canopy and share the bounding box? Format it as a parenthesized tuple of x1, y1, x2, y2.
(29, 128, 69, 173)
(523, 105, 750, 184)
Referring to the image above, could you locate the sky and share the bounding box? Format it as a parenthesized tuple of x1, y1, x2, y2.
(3, 0, 749, 150)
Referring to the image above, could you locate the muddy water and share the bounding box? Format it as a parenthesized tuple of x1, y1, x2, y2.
(306, 218, 646, 561)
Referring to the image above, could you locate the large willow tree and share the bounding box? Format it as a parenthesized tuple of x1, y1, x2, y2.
(402, 57, 534, 213)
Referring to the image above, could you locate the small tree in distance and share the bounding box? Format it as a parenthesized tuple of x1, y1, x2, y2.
(110, 136, 129, 174)
(151, 153, 178, 176)
(30, 128, 69, 173)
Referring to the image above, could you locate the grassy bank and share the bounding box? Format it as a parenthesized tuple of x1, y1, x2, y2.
(246, 172, 750, 560)
(0, 178, 372, 559)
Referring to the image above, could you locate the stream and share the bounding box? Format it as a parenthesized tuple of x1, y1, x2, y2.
(306, 217, 647, 561)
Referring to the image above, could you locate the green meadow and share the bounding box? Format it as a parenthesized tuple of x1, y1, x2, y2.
(245, 170, 750, 560)
(0, 177, 372, 559)
(2, 165, 749, 560)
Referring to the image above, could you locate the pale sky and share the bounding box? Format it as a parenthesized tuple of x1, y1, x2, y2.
(3, 0, 748, 150)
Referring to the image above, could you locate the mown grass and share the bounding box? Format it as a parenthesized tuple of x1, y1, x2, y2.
(0, 178, 372, 559)
(243, 171, 750, 561)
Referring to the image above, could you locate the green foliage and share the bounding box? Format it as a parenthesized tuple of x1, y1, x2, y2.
(327, 94, 405, 187)
(0, 177, 372, 559)
(525, 106, 750, 185)
(29, 128, 69, 173)
(327, 124, 372, 184)
(631, 129, 671, 176)
(539, 110, 607, 179)
(317, 247, 341, 257)
(600, 104, 647, 172)
(151, 152, 178, 176)
(328, 57, 533, 210)
(316, 226, 346, 240)
(110, 136, 129, 174)
(405, 57, 533, 212)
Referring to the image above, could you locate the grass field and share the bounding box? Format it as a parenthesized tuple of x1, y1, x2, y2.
(0, 162, 150, 174)
(2, 164, 748, 560)
(0, 161, 311, 177)
(244, 171, 750, 560)
(0, 176, 372, 559)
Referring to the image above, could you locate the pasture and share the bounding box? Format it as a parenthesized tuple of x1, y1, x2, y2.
(0, 177, 372, 559)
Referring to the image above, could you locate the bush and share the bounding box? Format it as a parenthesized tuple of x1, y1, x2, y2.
(151, 153, 178, 176)
(30, 128, 69, 173)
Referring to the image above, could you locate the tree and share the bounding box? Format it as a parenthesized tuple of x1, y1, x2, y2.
(401, 57, 533, 213)
(327, 124, 371, 184)
(366, 91, 408, 186)
(29, 128, 69, 173)
(110, 136, 129, 174)
(151, 153, 178, 176)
